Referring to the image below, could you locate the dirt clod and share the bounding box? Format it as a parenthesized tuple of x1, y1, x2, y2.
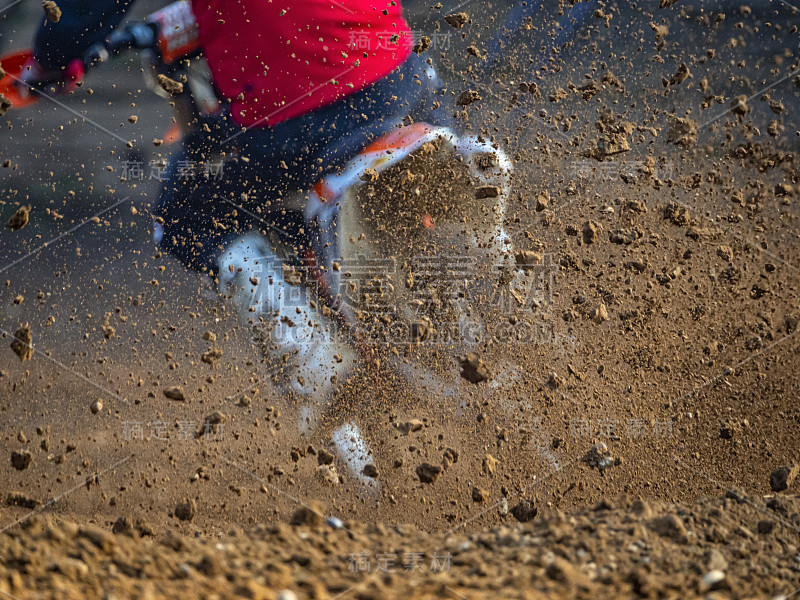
(397, 419, 424, 435)
(459, 352, 491, 383)
(444, 12, 468, 28)
(482, 453, 498, 476)
(416, 463, 442, 483)
(163, 386, 186, 401)
(511, 500, 537, 522)
(10, 450, 32, 471)
(201, 347, 223, 364)
(456, 90, 481, 106)
(174, 499, 196, 521)
(648, 514, 689, 542)
(582, 220, 600, 244)
(10, 324, 33, 361)
(290, 502, 326, 528)
(317, 464, 340, 486)
(667, 117, 698, 147)
(111, 515, 154, 538)
(583, 442, 614, 471)
(157, 74, 184, 95)
(42, 0, 61, 22)
(471, 486, 487, 502)
(317, 449, 335, 465)
(6, 206, 30, 230)
(770, 464, 799, 492)
(6, 491, 40, 509)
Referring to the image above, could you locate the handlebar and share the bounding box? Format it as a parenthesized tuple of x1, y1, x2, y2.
(83, 23, 158, 68)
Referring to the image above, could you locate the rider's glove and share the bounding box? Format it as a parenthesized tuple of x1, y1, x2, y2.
(16, 56, 84, 98)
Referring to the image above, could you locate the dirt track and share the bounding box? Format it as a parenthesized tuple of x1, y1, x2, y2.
(1, 0, 800, 598)
(3, 491, 800, 599)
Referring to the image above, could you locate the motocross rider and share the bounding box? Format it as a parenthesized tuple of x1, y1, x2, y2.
(26, 0, 441, 273)
(23, 0, 459, 483)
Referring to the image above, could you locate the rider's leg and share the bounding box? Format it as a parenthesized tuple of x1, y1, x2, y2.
(154, 52, 439, 273)
(153, 145, 232, 276)
(153, 53, 444, 484)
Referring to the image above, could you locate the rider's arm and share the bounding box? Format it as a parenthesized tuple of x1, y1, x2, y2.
(34, 0, 138, 71)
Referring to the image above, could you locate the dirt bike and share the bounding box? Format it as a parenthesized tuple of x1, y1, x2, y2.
(2, 1, 529, 487)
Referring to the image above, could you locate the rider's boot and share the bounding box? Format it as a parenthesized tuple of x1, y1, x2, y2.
(216, 231, 377, 486)
(216, 231, 357, 400)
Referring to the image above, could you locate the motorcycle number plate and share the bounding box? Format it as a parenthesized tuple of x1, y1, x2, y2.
(147, 1, 201, 64)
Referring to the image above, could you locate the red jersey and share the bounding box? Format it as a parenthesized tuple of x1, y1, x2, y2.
(190, 1, 412, 128)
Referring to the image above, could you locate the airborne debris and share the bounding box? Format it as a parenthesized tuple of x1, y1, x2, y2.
(583, 442, 614, 472)
(397, 419, 424, 435)
(163, 386, 186, 401)
(412, 36, 431, 55)
(770, 464, 799, 492)
(459, 352, 491, 384)
(42, 0, 61, 22)
(6, 206, 30, 230)
(174, 498, 196, 521)
(416, 462, 442, 483)
(456, 90, 481, 107)
(201, 347, 223, 365)
(2, 4, 800, 595)
(666, 117, 698, 148)
(664, 62, 691, 87)
(11, 450, 32, 471)
(443, 12, 468, 28)
(730, 95, 751, 117)
(157, 74, 184, 95)
(10, 324, 33, 361)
